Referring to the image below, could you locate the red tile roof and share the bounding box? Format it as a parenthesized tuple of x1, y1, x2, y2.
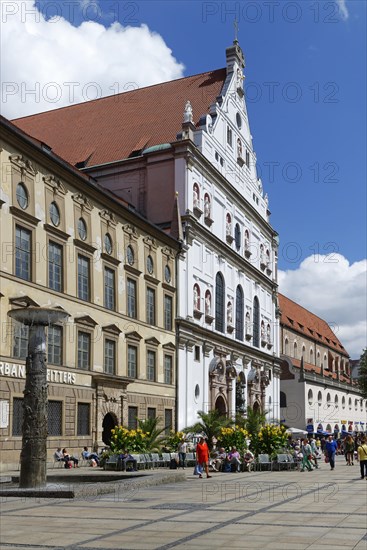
(288, 357, 351, 383)
(279, 293, 349, 357)
(12, 69, 227, 168)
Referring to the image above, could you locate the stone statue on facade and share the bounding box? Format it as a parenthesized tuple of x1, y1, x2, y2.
(183, 100, 193, 123)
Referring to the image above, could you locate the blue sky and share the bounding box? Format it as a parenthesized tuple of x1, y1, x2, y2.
(1, 0, 366, 355)
(28, 0, 366, 271)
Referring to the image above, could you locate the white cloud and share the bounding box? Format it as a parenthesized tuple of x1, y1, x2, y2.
(336, 0, 349, 20)
(0, 0, 185, 118)
(279, 255, 367, 358)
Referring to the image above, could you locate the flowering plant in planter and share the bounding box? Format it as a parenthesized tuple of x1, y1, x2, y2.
(256, 424, 288, 456)
(164, 430, 186, 451)
(110, 426, 148, 453)
(218, 426, 249, 452)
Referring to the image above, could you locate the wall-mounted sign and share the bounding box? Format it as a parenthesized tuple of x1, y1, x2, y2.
(0, 362, 76, 385)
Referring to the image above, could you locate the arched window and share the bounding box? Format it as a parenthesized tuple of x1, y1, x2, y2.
(317, 391, 322, 404)
(253, 297, 260, 347)
(235, 285, 244, 341)
(302, 345, 306, 358)
(334, 395, 339, 409)
(326, 393, 331, 407)
(234, 223, 241, 251)
(316, 351, 320, 367)
(215, 272, 225, 333)
(284, 338, 289, 354)
(294, 342, 298, 359)
(342, 396, 346, 409)
(280, 391, 287, 408)
(310, 348, 314, 364)
(308, 389, 313, 405)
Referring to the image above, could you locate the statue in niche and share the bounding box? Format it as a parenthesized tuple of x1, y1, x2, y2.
(267, 324, 271, 343)
(183, 100, 193, 123)
(193, 184, 199, 208)
(205, 292, 211, 316)
(261, 322, 265, 340)
(237, 138, 243, 159)
(204, 195, 211, 218)
(226, 214, 232, 236)
(193, 285, 200, 311)
(227, 301, 233, 325)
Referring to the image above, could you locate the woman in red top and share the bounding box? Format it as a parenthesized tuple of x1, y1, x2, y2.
(196, 437, 212, 479)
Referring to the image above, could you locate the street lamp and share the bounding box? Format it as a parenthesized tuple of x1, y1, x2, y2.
(8, 307, 69, 488)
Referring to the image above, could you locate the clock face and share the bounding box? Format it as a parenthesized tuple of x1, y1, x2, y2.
(126, 245, 134, 265)
(147, 255, 154, 274)
(165, 265, 171, 283)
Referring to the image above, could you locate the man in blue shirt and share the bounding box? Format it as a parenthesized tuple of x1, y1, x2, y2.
(325, 436, 338, 470)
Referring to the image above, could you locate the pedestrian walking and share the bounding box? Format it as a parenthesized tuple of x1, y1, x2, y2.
(325, 436, 338, 471)
(357, 437, 367, 480)
(195, 437, 212, 479)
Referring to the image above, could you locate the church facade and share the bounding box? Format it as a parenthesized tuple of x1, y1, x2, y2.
(13, 40, 281, 430)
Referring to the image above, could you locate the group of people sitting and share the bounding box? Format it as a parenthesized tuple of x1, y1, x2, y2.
(54, 446, 100, 468)
(211, 446, 255, 473)
(192, 437, 255, 478)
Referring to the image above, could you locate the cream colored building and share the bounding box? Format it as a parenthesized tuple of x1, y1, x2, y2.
(0, 117, 180, 468)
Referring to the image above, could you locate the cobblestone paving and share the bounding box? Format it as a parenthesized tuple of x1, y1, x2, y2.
(1, 456, 366, 549)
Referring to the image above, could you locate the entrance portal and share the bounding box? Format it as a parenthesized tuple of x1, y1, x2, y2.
(102, 412, 118, 446)
(215, 395, 227, 415)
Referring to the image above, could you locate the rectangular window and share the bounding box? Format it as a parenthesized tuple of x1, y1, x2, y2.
(77, 254, 90, 301)
(147, 407, 156, 420)
(164, 295, 173, 331)
(246, 150, 250, 167)
(77, 331, 90, 370)
(77, 403, 90, 435)
(104, 267, 115, 310)
(164, 355, 173, 385)
(12, 397, 23, 436)
(15, 225, 31, 280)
(164, 409, 173, 434)
(128, 406, 138, 430)
(127, 345, 137, 378)
(194, 345, 200, 362)
(47, 325, 62, 366)
(104, 339, 115, 375)
(48, 400, 62, 436)
(127, 278, 137, 318)
(48, 241, 63, 292)
(147, 350, 156, 381)
(146, 287, 155, 325)
(13, 321, 29, 359)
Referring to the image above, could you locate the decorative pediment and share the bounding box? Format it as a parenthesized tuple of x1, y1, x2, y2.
(74, 315, 98, 327)
(143, 236, 157, 250)
(162, 246, 174, 259)
(9, 295, 39, 307)
(102, 324, 122, 335)
(145, 337, 160, 346)
(162, 342, 176, 351)
(125, 331, 142, 342)
(71, 193, 92, 211)
(9, 154, 36, 176)
(43, 175, 66, 195)
(99, 209, 116, 227)
(123, 223, 138, 239)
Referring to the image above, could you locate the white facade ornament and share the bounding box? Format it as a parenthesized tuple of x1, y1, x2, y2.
(227, 301, 233, 325)
(183, 100, 193, 123)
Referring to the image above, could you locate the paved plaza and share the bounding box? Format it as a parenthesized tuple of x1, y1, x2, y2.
(1, 456, 366, 550)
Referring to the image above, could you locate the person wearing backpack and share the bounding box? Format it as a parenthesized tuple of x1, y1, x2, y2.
(357, 437, 367, 480)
